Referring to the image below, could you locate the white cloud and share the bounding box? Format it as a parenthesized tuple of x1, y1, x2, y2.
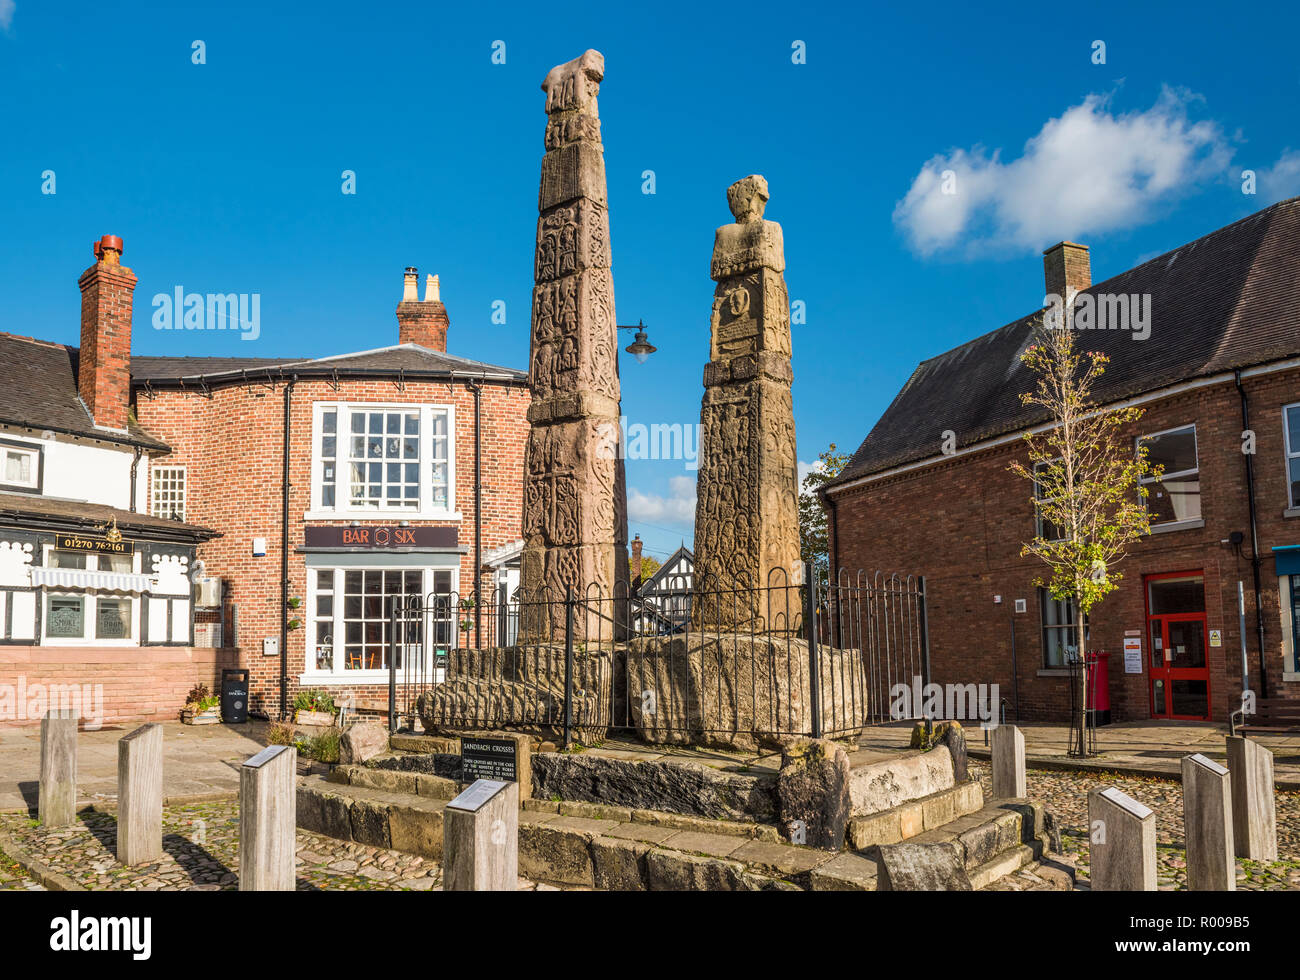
(797, 459, 822, 489)
(628, 475, 696, 528)
(1256, 148, 1300, 205)
(0, 1, 14, 31)
(894, 87, 1232, 256)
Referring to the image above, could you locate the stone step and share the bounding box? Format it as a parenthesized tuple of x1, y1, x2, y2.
(297, 775, 837, 891)
(846, 779, 983, 850)
(870, 799, 1053, 890)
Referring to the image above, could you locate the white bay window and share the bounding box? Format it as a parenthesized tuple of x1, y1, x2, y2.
(309, 402, 456, 518)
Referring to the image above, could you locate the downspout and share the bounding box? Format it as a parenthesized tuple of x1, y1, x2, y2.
(1235, 370, 1269, 700)
(129, 446, 142, 511)
(469, 380, 483, 645)
(280, 377, 296, 718)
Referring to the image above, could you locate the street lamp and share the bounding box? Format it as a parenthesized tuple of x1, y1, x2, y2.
(618, 320, 657, 364)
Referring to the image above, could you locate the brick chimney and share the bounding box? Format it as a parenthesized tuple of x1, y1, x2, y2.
(395, 267, 450, 351)
(78, 234, 136, 431)
(631, 534, 643, 567)
(1042, 241, 1091, 304)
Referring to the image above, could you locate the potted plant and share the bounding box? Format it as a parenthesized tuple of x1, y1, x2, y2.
(293, 689, 337, 727)
(181, 683, 221, 725)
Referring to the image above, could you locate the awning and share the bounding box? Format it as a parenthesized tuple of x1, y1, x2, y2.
(29, 567, 157, 593)
(1274, 546, 1300, 577)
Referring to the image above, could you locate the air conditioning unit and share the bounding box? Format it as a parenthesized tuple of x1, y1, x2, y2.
(196, 576, 223, 609)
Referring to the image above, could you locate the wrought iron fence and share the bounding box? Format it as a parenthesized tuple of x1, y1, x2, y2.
(387, 564, 930, 747)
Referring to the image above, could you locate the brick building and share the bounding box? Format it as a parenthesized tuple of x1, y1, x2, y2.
(133, 267, 530, 719)
(822, 199, 1300, 725)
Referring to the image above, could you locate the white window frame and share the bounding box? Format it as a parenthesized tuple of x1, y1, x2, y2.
(150, 465, 187, 522)
(1284, 403, 1300, 511)
(300, 562, 458, 684)
(1137, 423, 1201, 529)
(1032, 458, 1066, 542)
(0, 441, 41, 491)
(38, 546, 141, 647)
(305, 401, 459, 520)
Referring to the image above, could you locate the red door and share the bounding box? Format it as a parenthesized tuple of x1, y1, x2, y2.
(1145, 572, 1211, 720)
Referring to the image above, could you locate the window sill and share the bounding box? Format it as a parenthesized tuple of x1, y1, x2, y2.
(1284, 508, 1300, 520)
(1148, 518, 1205, 535)
(1037, 668, 1073, 677)
(299, 670, 444, 686)
(302, 511, 463, 523)
(1282, 672, 1300, 683)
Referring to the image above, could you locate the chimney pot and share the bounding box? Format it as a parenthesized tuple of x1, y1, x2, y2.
(396, 269, 450, 351)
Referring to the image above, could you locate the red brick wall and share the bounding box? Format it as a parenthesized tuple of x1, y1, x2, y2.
(135, 376, 530, 718)
(0, 646, 240, 728)
(77, 256, 136, 431)
(829, 366, 1300, 724)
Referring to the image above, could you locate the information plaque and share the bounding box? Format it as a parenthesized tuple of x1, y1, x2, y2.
(460, 736, 518, 783)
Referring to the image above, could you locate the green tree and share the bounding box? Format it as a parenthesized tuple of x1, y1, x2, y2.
(1010, 315, 1161, 756)
(799, 442, 850, 573)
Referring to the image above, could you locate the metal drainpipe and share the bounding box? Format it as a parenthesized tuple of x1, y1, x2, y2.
(280, 377, 296, 719)
(1235, 371, 1269, 699)
(129, 447, 142, 511)
(470, 380, 483, 646)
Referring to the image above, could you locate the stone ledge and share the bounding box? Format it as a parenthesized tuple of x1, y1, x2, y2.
(846, 778, 983, 850)
(296, 775, 815, 890)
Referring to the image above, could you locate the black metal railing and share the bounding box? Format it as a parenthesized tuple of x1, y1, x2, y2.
(387, 564, 929, 748)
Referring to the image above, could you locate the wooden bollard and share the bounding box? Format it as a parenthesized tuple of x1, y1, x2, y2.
(1182, 753, 1235, 891)
(1088, 786, 1156, 891)
(39, 709, 78, 828)
(444, 779, 519, 891)
(117, 724, 163, 865)
(990, 724, 1026, 799)
(239, 745, 297, 891)
(1225, 736, 1277, 861)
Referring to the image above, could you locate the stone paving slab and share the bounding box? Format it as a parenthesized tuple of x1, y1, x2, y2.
(0, 720, 269, 812)
(660, 830, 745, 858)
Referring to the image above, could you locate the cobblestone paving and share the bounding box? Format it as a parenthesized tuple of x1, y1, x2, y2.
(970, 761, 1300, 891)
(0, 849, 45, 891)
(0, 801, 563, 892)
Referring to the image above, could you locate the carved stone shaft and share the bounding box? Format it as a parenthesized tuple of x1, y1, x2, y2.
(693, 176, 801, 628)
(522, 50, 629, 636)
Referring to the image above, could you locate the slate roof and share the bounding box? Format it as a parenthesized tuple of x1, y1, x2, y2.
(131, 344, 527, 385)
(0, 333, 169, 451)
(0, 490, 218, 542)
(826, 198, 1300, 491)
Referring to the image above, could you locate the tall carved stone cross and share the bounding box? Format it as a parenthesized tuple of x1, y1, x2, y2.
(521, 50, 629, 635)
(693, 175, 800, 626)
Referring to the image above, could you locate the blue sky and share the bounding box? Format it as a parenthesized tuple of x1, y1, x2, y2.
(2, 0, 1298, 561)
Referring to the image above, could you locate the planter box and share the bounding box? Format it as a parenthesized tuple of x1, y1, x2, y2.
(182, 706, 221, 725)
(295, 710, 336, 727)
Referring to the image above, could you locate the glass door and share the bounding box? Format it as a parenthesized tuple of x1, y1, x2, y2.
(1146, 572, 1211, 720)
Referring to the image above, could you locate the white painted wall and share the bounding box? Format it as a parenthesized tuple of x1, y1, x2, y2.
(4, 433, 143, 511)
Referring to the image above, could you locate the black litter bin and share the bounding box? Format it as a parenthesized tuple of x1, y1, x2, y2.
(221, 669, 249, 724)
